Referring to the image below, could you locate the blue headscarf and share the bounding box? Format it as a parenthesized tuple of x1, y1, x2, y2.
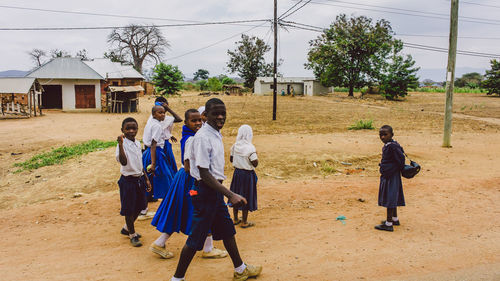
(180, 125, 196, 162)
(155, 101, 163, 106)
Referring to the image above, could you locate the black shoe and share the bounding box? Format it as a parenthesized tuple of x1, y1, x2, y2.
(148, 198, 158, 202)
(121, 228, 141, 238)
(375, 224, 394, 232)
(130, 236, 142, 247)
(381, 220, 400, 226)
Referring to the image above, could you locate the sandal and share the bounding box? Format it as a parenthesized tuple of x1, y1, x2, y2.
(233, 219, 242, 225)
(240, 222, 255, 228)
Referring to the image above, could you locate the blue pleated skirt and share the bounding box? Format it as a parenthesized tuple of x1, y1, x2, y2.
(163, 140, 178, 175)
(142, 147, 174, 199)
(378, 173, 405, 208)
(151, 168, 195, 235)
(230, 168, 258, 211)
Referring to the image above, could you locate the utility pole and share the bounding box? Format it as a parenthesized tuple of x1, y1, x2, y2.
(443, 0, 459, 147)
(272, 0, 278, 121)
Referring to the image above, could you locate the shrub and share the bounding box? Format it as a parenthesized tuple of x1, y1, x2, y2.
(207, 77, 223, 91)
(348, 119, 375, 130)
(152, 63, 184, 96)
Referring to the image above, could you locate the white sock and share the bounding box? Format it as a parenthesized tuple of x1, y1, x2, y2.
(154, 233, 171, 247)
(129, 233, 137, 239)
(392, 217, 399, 222)
(123, 224, 128, 231)
(235, 263, 246, 274)
(385, 221, 393, 226)
(203, 235, 214, 253)
(170, 277, 184, 281)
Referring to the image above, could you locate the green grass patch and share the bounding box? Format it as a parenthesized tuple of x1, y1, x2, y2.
(348, 119, 375, 130)
(14, 139, 116, 172)
(321, 162, 337, 174)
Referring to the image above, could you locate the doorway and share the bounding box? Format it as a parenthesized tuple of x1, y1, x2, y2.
(41, 85, 62, 109)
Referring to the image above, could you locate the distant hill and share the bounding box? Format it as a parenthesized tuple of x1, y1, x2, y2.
(0, 70, 28, 77)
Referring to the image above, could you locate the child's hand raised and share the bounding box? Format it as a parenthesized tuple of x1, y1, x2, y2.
(229, 193, 247, 208)
(117, 134, 124, 145)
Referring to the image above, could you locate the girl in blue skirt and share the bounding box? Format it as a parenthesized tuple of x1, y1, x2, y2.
(230, 125, 259, 228)
(375, 125, 406, 232)
(150, 109, 228, 259)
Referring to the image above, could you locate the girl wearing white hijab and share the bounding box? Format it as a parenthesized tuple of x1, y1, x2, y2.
(230, 124, 259, 228)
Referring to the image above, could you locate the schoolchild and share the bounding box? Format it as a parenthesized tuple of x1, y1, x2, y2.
(197, 106, 206, 124)
(375, 125, 406, 232)
(150, 109, 228, 259)
(171, 98, 262, 281)
(230, 125, 259, 228)
(142, 105, 174, 203)
(116, 117, 152, 247)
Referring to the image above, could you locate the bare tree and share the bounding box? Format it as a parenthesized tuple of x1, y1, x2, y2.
(28, 48, 47, 67)
(108, 24, 169, 73)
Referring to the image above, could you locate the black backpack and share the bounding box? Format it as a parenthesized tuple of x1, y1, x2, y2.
(402, 153, 421, 179)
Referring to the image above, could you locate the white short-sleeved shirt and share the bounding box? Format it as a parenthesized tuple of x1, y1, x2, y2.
(116, 138, 143, 176)
(231, 147, 258, 171)
(181, 137, 194, 168)
(189, 124, 226, 181)
(143, 115, 175, 147)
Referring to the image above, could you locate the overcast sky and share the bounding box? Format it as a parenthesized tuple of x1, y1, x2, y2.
(0, 0, 499, 81)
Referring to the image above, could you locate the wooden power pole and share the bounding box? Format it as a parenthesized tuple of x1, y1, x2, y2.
(443, 0, 459, 147)
(272, 0, 278, 121)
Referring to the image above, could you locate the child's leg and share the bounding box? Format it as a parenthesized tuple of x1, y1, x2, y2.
(173, 244, 197, 278)
(233, 208, 239, 222)
(222, 235, 244, 268)
(203, 234, 213, 253)
(393, 207, 399, 221)
(387, 208, 395, 223)
(125, 215, 137, 237)
(154, 232, 171, 247)
(242, 210, 249, 224)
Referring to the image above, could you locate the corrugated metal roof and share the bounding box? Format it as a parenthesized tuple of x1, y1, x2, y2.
(256, 77, 317, 83)
(109, 85, 144, 93)
(26, 57, 103, 80)
(0, 77, 37, 94)
(84, 59, 144, 79)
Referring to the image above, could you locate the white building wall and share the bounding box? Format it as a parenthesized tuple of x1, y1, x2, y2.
(39, 79, 101, 111)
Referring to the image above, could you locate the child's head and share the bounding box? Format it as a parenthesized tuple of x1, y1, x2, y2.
(121, 117, 138, 140)
(184, 109, 202, 132)
(236, 124, 253, 143)
(379, 125, 394, 143)
(152, 105, 166, 121)
(205, 98, 226, 130)
(155, 96, 168, 107)
(198, 106, 207, 123)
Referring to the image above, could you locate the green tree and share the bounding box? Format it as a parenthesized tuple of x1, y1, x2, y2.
(196, 80, 208, 91)
(306, 14, 394, 97)
(454, 72, 483, 88)
(378, 41, 420, 100)
(221, 77, 236, 85)
(227, 34, 273, 88)
(207, 77, 223, 91)
(193, 69, 209, 81)
(152, 63, 184, 96)
(483, 59, 500, 95)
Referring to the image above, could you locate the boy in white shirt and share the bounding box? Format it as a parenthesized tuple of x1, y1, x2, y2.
(171, 98, 262, 281)
(116, 117, 152, 247)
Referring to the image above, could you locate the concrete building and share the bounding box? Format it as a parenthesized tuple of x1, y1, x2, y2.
(253, 77, 334, 96)
(26, 58, 104, 111)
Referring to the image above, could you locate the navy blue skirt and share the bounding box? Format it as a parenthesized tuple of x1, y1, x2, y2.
(151, 168, 194, 235)
(163, 140, 178, 175)
(378, 173, 405, 208)
(142, 147, 174, 199)
(230, 168, 258, 211)
(118, 175, 147, 216)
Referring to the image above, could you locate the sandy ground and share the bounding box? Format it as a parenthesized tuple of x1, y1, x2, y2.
(1, 92, 499, 280)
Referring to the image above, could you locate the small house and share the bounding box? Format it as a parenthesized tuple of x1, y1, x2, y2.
(253, 77, 334, 96)
(0, 77, 43, 117)
(26, 58, 104, 111)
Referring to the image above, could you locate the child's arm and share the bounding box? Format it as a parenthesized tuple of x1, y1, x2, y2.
(230, 156, 233, 163)
(162, 103, 183, 123)
(150, 140, 157, 176)
(249, 152, 258, 168)
(143, 169, 152, 192)
(199, 167, 247, 207)
(117, 135, 127, 166)
(170, 135, 178, 143)
(184, 159, 190, 174)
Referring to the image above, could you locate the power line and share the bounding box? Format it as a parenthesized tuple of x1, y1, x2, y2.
(0, 19, 270, 31)
(460, 1, 500, 9)
(292, 0, 500, 26)
(280, 0, 313, 20)
(165, 21, 270, 61)
(279, 0, 303, 19)
(395, 33, 500, 40)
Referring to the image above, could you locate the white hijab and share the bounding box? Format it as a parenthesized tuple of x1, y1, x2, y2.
(232, 125, 256, 156)
(197, 106, 205, 115)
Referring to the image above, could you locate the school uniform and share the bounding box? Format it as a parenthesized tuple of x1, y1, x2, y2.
(145, 115, 178, 176)
(151, 125, 196, 235)
(230, 125, 258, 211)
(142, 117, 174, 199)
(378, 140, 406, 208)
(186, 124, 236, 251)
(116, 138, 147, 216)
